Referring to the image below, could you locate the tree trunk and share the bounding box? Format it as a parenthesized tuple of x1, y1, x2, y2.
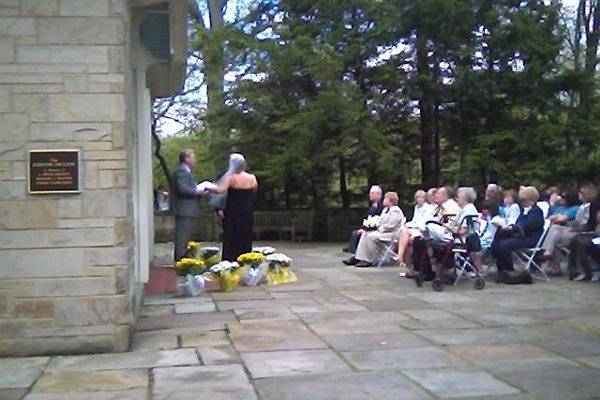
(339, 157, 349, 209)
(582, 0, 600, 109)
(416, 33, 437, 188)
(151, 120, 171, 187)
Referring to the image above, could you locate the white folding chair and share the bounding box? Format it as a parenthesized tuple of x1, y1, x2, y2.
(375, 238, 399, 268)
(515, 221, 551, 281)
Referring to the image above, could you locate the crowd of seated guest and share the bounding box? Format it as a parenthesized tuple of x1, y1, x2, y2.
(341, 182, 600, 284)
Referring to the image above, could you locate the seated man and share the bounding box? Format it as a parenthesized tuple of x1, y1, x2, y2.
(490, 186, 544, 279)
(343, 185, 383, 258)
(348, 192, 405, 268)
(567, 204, 600, 281)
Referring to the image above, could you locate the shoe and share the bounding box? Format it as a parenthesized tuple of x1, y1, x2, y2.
(549, 267, 563, 277)
(574, 273, 591, 282)
(355, 261, 372, 268)
(342, 247, 351, 253)
(343, 257, 358, 266)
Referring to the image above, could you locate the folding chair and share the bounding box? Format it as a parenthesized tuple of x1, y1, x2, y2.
(515, 221, 551, 281)
(375, 238, 399, 268)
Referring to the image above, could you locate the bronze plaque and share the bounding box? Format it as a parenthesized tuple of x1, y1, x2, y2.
(28, 149, 80, 194)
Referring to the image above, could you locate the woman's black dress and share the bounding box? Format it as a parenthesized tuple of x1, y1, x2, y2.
(222, 188, 255, 261)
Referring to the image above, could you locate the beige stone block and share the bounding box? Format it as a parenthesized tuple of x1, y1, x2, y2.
(80, 141, 113, 150)
(33, 369, 146, 393)
(15, 35, 36, 44)
(113, 169, 127, 187)
(11, 84, 64, 93)
(108, 46, 124, 73)
(0, 74, 64, 84)
(6, 200, 58, 229)
(0, 85, 8, 111)
(0, 200, 8, 227)
(32, 276, 116, 297)
(0, 248, 85, 278)
(84, 161, 99, 189)
(0, 113, 29, 142)
(57, 197, 82, 218)
(110, 0, 126, 15)
(84, 150, 126, 160)
(113, 323, 130, 352)
(0, 7, 19, 16)
(21, 0, 59, 15)
(0, 292, 6, 316)
(0, 41, 14, 63)
(63, 75, 88, 93)
(84, 247, 128, 266)
(21, 324, 114, 338)
(82, 189, 128, 217)
(54, 295, 130, 325)
(0, 334, 117, 357)
(31, 122, 111, 142)
(0, 63, 109, 74)
(114, 266, 129, 294)
(12, 93, 48, 121)
(59, 0, 110, 16)
(0, 143, 24, 162)
(0, 160, 8, 179)
(0, 0, 18, 7)
(89, 160, 126, 170)
(0, 181, 25, 198)
(87, 83, 111, 93)
(48, 93, 125, 122)
(89, 74, 124, 84)
(98, 169, 113, 188)
(113, 217, 129, 246)
(17, 45, 108, 65)
(12, 160, 25, 179)
(38, 17, 123, 45)
(11, 299, 54, 318)
(0, 17, 35, 35)
(0, 227, 115, 249)
(58, 217, 114, 228)
(111, 121, 125, 149)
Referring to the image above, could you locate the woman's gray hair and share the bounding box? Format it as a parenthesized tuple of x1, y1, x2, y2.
(457, 187, 477, 203)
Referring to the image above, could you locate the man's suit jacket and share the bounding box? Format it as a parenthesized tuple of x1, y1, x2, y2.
(363, 201, 384, 220)
(170, 164, 200, 218)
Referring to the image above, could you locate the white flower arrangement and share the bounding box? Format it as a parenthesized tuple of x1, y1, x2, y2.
(199, 246, 220, 256)
(362, 214, 381, 229)
(210, 261, 239, 274)
(266, 253, 292, 267)
(253, 246, 277, 255)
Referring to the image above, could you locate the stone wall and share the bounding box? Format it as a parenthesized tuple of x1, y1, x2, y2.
(0, 0, 139, 356)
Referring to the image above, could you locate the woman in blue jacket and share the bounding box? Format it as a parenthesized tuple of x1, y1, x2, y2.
(491, 186, 545, 273)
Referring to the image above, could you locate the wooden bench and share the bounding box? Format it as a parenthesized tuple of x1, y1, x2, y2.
(253, 211, 314, 241)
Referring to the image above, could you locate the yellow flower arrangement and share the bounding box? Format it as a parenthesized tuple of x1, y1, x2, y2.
(237, 252, 266, 267)
(174, 257, 205, 276)
(186, 241, 200, 251)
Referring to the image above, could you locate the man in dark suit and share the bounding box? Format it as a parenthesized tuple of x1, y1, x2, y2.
(170, 149, 205, 261)
(343, 185, 384, 264)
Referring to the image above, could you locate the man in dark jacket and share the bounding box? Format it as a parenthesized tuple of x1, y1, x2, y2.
(170, 149, 205, 261)
(343, 185, 384, 264)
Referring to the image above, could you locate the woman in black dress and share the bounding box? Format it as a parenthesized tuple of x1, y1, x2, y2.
(207, 154, 258, 261)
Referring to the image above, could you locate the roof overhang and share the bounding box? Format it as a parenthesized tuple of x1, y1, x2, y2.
(132, 0, 188, 98)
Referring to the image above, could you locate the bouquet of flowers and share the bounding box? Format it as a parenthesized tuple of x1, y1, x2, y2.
(210, 261, 241, 292)
(174, 258, 205, 276)
(184, 241, 201, 258)
(199, 246, 221, 266)
(265, 253, 297, 285)
(252, 246, 276, 255)
(362, 215, 380, 231)
(237, 252, 267, 286)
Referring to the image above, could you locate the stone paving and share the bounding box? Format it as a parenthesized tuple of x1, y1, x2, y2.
(2, 242, 600, 400)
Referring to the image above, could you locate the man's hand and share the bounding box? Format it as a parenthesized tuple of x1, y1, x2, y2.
(356, 229, 364, 235)
(217, 210, 225, 220)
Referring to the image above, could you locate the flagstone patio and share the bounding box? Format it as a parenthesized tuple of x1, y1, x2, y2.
(2, 242, 600, 400)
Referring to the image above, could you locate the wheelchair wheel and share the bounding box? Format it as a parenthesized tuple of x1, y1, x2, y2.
(474, 278, 486, 290)
(414, 273, 424, 288)
(432, 278, 444, 292)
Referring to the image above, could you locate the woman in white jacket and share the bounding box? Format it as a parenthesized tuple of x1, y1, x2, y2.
(354, 192, 405, 268)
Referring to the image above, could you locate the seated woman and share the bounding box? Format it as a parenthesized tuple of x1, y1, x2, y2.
(541, 186, 594, 275)
(503, 189, 521, 225)
(490, 186, 544, 277)
(394, 190, 436, 275)
(353, 191, 405, 268)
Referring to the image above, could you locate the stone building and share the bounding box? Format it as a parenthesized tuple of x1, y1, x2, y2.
(0, 0, 187, 356)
